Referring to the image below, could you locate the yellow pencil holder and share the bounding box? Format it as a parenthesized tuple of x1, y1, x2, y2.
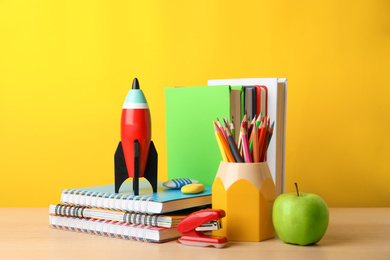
(212, 161, 276, 242)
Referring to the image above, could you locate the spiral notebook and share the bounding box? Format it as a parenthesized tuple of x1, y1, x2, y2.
(49, 204, 187, 228)
(60, 180, 212, 214)
(49, 215, 181, 243)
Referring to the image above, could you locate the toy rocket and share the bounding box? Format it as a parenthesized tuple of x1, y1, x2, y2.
(114, 78, 158, 195)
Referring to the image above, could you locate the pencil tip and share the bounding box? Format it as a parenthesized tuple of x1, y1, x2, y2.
(222, 118, 228, 127)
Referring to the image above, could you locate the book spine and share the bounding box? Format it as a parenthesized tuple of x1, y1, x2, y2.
(49, 215, 157, 242)
(60, 189, 156, 213)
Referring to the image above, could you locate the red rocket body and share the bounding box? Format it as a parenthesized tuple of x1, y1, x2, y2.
(120, 79, 151, 178)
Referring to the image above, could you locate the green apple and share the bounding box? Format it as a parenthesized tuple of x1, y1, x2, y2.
(272, 183, 329, 246)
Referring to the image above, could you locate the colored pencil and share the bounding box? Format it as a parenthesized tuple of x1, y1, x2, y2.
(242, 113, 248, 133)
(224, 120, 243, 163)
(252, 121, 259, 162)
(214, 129, 228, 162)
(213, 121, 235, 163)
(237, 113, 248, 154)
(247, 115, 256, 139)
(223, 118, 235, 161)
(248, 112, 263, 153)
(267, 121, 275, 149)
(260, 122, 270, 162)
(256, 112, 263, 128)
(216, 118, 228, 143)
(230, 116, 235, 139)
(258, 118, 268, 162)
(241, 122, 252, 163)
(237, 127, 243, 154)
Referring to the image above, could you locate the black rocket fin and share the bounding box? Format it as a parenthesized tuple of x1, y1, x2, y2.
(114, 140, 158, 195)
(114, 141, 129, 193)
(133, 140, 140, 196)
(143, 141, 158, 193)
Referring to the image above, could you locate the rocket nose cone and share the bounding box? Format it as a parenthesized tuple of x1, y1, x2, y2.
(132, 78, 140, 89)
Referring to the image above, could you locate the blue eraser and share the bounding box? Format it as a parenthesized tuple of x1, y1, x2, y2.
(163, 178, 200, 189)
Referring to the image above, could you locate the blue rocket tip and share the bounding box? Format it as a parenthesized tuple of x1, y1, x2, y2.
(132, 78, 140, 89)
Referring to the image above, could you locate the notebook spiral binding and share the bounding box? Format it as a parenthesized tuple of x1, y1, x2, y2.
(60, 189, 156, 214)
(55, 204, 88, 218)
(50, 216, 152, 242)
(53, 204, 161, 227)
(123, 212, 159, 227)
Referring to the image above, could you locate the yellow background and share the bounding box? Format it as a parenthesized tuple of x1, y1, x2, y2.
(1, 1, 389, 207)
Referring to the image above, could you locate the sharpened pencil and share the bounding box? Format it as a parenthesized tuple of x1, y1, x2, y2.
(213, 121, 235, 163)
(258, 118, 268, 162)
(224, 120, 243, 163)
(223, 118, 234, 160)
(260, 122, 270, 162)
(230, 117, 235, 140)
(241, 122, 252, 163)
(252, 121, 259, 162)
(248, 115, 256, 139)
(216, 118, 228, 143)
(237, 113, 248, 156)
(242, 113, 248, 133)
(249, 112, 262, 153)
(267, 121, 275, 149)
(256, 112, 263, 128)
(214, 128, 228, 162)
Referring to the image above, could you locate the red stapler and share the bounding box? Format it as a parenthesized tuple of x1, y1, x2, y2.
(177, 209, 228, 248)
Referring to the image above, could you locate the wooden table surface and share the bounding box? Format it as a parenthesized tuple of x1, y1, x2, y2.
(0, 208, 389, 260)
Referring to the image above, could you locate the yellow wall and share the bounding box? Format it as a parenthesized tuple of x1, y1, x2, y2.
(1, 1, 389, 207)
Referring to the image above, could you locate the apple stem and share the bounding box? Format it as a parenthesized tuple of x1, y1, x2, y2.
(295, 182, 299, 197)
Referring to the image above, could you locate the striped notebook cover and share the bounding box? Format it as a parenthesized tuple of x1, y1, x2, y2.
(49, 204, 186, 228)
(49, 215, 181, 243)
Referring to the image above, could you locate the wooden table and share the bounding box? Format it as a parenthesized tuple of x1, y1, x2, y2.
(0, 208, 389, 260)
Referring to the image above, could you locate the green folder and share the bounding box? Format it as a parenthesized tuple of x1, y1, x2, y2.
(165, 86, 231, 186)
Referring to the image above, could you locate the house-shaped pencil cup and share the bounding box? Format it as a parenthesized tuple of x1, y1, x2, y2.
(212, 161, 276, 242)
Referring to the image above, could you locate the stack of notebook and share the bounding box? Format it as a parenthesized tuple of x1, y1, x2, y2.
(49, 181, 212, 243)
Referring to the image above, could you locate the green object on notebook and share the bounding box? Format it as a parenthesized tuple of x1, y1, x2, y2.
(165, 86, 231, 186)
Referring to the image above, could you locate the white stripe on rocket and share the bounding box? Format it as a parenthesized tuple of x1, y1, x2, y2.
(122, 103, 149, 109)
